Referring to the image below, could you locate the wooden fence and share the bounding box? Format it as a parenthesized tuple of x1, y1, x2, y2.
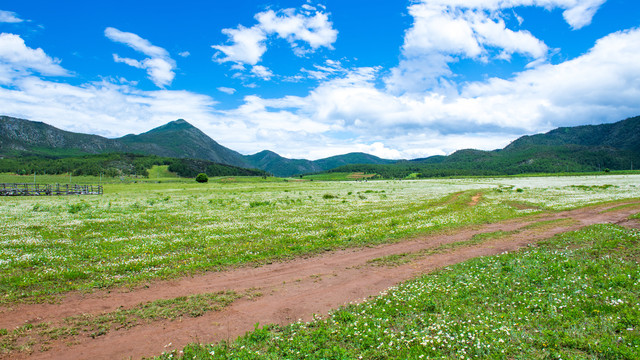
(0, 183, 103, 196)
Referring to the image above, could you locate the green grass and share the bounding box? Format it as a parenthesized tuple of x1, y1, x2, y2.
(302, 172, 353, 181)
(210, 176, 284, 183)
(1, 175, 639, 303)
(159, 224, 640, 359)
(600, 203, 640, 214)
(2, 186, 509, 303)
(147, 165, 179, 179)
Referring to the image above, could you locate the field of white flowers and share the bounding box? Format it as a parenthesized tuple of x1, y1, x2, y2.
(1, 174, 639, 302)
(162, 223, 640, 359)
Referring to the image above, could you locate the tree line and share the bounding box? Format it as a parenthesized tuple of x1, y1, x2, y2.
(328, 145, 639, 179)
(0, 153, 268, 178)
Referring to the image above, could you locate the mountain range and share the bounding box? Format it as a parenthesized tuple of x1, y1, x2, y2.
(330, 115, 640, 177)
(0, 116, 392, 177)
(2, 115, 639, 177)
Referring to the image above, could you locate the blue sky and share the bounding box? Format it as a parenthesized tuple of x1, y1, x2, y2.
(1, 0, 639, 160)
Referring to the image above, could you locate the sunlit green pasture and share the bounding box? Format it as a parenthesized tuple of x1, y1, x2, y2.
(160, 223, 640, 360)
(1, 175, 639, 303)
(146, 165, 180, 179)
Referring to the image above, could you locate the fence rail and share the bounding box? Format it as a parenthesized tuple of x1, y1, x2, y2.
(0, 183, 103, 196)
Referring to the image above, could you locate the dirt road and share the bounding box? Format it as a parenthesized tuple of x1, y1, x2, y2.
(2, 201, 639, 359)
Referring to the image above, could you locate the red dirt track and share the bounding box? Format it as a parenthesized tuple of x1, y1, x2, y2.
(2, 201, 639, 359)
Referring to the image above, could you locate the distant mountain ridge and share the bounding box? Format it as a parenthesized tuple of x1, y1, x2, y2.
(0, 116, 393, 176)
(245, 150, 395, 177)
(0, 115, 125, 156)
(3, 114, 638, 178)
(330, 116, 640, 177)
(504, 117, 640, 152)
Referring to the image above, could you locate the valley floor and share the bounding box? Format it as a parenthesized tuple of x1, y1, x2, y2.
(2, 200, 639, 359)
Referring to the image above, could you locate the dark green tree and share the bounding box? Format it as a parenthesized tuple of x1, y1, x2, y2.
(195, 173, 209, 183)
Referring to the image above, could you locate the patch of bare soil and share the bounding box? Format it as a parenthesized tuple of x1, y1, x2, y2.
(507, 201, 541, 210)
(347, 172, 376, 180)
(2, 201, 639, 360)
(468, 193, 482, 206)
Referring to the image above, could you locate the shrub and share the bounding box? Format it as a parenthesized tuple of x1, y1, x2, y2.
(68, 202, 90, 214)
(195, 173, 209, 183)
(249, 201, 270, 207)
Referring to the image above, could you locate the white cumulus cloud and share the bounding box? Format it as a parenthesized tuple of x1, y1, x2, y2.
(560, 0, 608, 30)
(386, 0, 607, 94)
(217, 87, 236, 94)
(417, 0, 606, 30)
(460, 28, 640, 127)
(0, 33, 69, 82)
(251, 65, 273, 80)
(105, 27, 176, 88)
(105, 27, 169, 58)
(212, 5, 337, 67)
(255, 8, 337, 53)
(212, 25, 267, 65)
(0, 10, 23, 23)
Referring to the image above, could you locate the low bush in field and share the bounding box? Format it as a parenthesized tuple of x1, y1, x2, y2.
(196, 173, 209, 183)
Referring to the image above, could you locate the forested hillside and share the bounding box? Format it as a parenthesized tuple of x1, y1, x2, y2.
(245, 150, 393, 177)
(0, 153, 268, 178)
(328, 116, 640, 178)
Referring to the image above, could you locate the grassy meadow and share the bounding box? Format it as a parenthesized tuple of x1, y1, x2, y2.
(1, 173, 639, 303)
(161, 223, 640, 359)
